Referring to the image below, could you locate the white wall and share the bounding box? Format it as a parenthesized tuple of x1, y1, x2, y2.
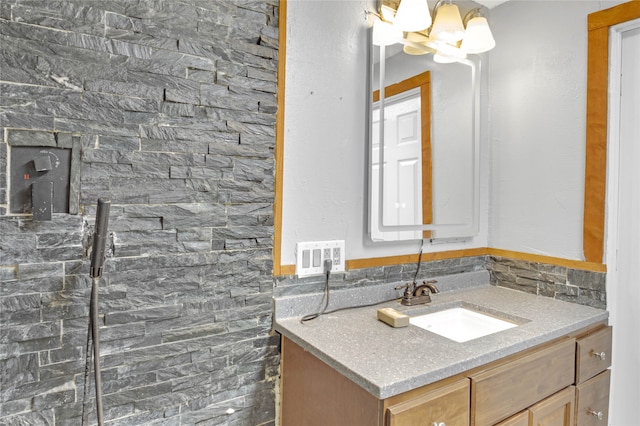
(487, 0, 624, 260)
(282, 0, 631, 267)
(282, 0, 489, 267)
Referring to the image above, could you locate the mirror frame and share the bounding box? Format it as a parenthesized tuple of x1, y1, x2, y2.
(369, 40, 481, 238)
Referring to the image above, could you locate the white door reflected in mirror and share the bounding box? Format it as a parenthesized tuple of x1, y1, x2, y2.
(372, 89, 424, 242)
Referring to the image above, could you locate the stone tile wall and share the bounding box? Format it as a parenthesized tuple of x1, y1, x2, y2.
(488, 256, 607, 309)
(1, 1, 278, 424)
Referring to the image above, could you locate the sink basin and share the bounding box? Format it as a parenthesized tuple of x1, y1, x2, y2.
(410, 307, 518, 342)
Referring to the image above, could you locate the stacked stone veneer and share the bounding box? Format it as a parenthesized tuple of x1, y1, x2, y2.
(1, 1, 278, 424)
(488, 256, 607, 309)
(274, 256, 488, 297)
(277, 255, 607, 310)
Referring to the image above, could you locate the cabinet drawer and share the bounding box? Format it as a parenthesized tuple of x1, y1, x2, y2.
(386, 378, 470, 426)
(470, 339, 576, 425)
(575, 369, 610, 426)
(576, 326, 612, 384)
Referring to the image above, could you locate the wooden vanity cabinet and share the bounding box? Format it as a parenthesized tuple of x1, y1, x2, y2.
(280, 323, 611, 426)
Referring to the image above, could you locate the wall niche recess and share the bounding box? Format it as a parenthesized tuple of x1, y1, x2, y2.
(7, 130, 81, 219)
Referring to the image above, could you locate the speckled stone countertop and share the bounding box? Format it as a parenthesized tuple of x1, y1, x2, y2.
(273, 271, 608, 399)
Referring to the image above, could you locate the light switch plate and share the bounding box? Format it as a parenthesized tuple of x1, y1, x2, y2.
(296, 240, 346, 277)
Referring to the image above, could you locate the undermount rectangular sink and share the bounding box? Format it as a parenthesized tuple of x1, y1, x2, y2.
(410, 307, 518, 343)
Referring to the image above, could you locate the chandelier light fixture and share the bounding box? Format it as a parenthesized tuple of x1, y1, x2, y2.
(373, 0, 496, 60)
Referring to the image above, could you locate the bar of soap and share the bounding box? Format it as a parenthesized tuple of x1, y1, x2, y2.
(377, 308, 409, 328)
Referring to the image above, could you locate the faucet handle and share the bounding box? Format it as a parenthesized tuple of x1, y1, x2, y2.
(395, 282, 414, 298)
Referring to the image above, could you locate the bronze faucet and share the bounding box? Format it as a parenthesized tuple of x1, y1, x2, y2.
(396, 279, 439, 306)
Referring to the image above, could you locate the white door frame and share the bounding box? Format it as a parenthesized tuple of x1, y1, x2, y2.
(604, 17, 640, 426)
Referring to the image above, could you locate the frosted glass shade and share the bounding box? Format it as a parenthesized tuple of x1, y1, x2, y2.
(394, 0, 432, 32)
(430, 4, 465, 43)
(433, 52, 457, 63)
(373, 19, 402, 46)
(461, 16, 496, 53)
(403, 32, 430, 55)
(433, 42, 467, 63)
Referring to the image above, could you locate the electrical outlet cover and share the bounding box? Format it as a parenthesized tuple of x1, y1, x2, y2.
(296, 240, 346, 277)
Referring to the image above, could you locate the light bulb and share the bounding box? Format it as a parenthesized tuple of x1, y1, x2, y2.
(461, 16, 496, 53)
(373, 19, 402, 46)
(430, 3, 465, 43)
(394, 0, 432, 32)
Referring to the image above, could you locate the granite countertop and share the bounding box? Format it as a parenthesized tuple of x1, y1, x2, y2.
(273, 272, 608, 399)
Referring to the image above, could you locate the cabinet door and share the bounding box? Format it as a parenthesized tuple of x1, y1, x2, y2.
(386, 379, 470, 426)
(575, 369, 610, 426)
(495, 411, 528, 426)
(528, 387, 575, 426)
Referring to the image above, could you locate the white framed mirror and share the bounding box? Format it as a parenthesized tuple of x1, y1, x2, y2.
(369, 29, 481, 242)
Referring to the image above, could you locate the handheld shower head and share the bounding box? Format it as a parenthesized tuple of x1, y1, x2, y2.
(90, 198, 111, 279)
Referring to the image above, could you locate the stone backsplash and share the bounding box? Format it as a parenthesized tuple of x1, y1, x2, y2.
(274, 256, 488, 298)
(277, 255, 607, 310)
(488, 256, 607, 309)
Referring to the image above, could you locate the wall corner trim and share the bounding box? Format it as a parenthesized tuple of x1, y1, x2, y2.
(583, 1, 640, 263)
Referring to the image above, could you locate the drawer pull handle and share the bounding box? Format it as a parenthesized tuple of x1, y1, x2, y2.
(588, 409, 604, 420)
(590, 350, 606, 360)
(431, 423, 446, 426)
